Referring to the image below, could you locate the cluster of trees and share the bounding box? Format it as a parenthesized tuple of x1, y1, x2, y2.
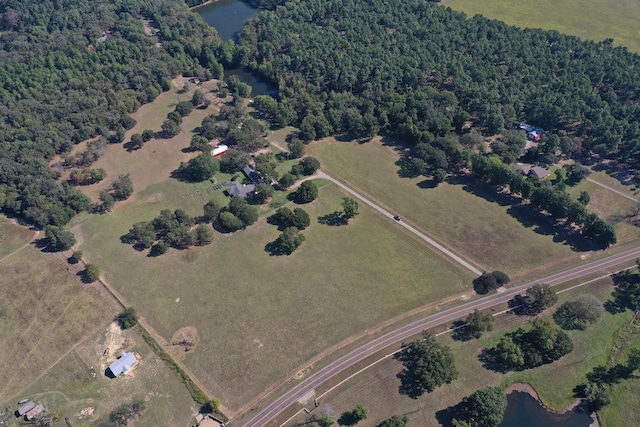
(452, 309, 493, 341)
(449, 386, 508, 427)
(482, 318, 573, 372)
(267, 207, 310, 255)
(69, 168, 107, 186)
(44, 225, 77, 251)
(510, 284, 558, 316)
(216, 197, 259, 232)
(0, 0, 225, 228)
(395, 331, 458, 398)
(94, 174, 134, 213)
(116, 307, 138, 330)
(472, 271, 510, 294)
(470, 155, 616, 247)
(123, 208, 213, 255)
(240, 0, 640, 174)
(280, 156, 320, 188)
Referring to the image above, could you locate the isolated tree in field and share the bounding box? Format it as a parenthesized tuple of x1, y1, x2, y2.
(395, 331, 458, 398)
(553, 295, 603, 330)
(454, 309, 493, 341)
(112, 174, 133, 200)
(278, 173, 296, 188)
(315, 415, 336, 427)
(116, 307, 138, 329)
(109, 398, 145, 425)
(70, 250, 83, 264)
(526, 284, 558, 313)
(455, 386, 508, 427)
(175, 101, 194, 117)
(129, 133, 144, 150)
(272, 226, 306, 255)
(84, 264, 101, 282)
(194, 224, 214, 246)
(341, 197, 359, 220)
(252, 182, 275, 204)
(161, 119, 181, 137)
(296, 181, 318, 203)
(299, 157, 321, 175)
(98, 190, 116, 212)
(44, 226, 76, 251)
(578, 191, 591, 206)
(141, 129, 155, 142)
(339, 405, 367, 425)
(376, 416, 408, 427)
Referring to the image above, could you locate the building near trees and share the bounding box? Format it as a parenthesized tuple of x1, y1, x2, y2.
(107, 352, 139, 377)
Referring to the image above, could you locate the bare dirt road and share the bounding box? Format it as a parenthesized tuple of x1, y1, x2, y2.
(239, 245, 640, 427)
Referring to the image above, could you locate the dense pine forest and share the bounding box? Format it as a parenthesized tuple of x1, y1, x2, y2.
(239, 0, 640, 169)
(0, 0, 223, 227)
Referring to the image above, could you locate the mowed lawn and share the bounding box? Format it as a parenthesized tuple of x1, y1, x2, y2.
(308, 138, 578, 276)
(444, 0, 640, 53)
(78, 181, 472, 411)
(299, 279, 632, 426)
(0, 244, 113, 404)
(20, 324, 197, 427)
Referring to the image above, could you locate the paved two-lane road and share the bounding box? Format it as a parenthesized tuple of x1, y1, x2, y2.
(240, 246, 640, 427)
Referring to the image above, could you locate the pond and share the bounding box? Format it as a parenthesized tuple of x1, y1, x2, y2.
(196, 0, 278, 98)
(501, 391, 593, 427)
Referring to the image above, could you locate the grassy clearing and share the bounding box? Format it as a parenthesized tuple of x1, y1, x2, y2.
(0, 244, 113, 404)
(77, 77, 227, 202)
(587, 170, 640, 200)
(307, 137, 579, 276)
(78, 181, 471, 411)
(0, 217, 36, 258)
(567, 180, 640, 244)
(296, 278, 631, 426)
(443, 0, 640, 53)
(18, 324, 197, 427)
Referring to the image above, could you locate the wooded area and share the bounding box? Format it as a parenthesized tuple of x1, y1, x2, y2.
(0, 0, 223, 227)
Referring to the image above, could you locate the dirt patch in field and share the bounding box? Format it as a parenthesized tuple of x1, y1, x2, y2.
(146, 193, 162, 203)
(99, 322, 133, 371)
(169, 326, 199, 359)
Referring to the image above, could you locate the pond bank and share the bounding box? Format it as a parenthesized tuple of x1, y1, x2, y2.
(505, 383, 599, 427)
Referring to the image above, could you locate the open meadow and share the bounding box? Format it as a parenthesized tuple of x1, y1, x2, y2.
(307, 138, 588, 277)
(19, 323, 197, 427)
(292, 277, 636, 426)
(444, 0, 640, 53)
(76, 179, 472, 411)
(0, 217, 37, 259)
(0, 242, 113, 406)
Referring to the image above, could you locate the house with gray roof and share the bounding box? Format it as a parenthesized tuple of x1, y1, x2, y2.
(242, 164, 260, 184)
(529, 165, 550, 179)
(107, 352, 138, 377)
(226, 182, 255, 199)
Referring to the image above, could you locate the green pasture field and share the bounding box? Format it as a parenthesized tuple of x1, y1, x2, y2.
(443, 0, 640, 53)
(567, 179, 640, 244)
(19, 324, 197, 427)
(77, 181, 471, 411)
(307, 138, 580, 276)
(296, 277, 634, 426)
(0, 244, 113, 405)
(0, 217, 36, 259)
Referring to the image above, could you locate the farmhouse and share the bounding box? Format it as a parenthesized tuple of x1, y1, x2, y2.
(516, 164, 551, 179)
(519, 122, 544, 141)
(242, 164, 260, 184)
(226, 182, 255, 199)
(107, 352, 138, 377)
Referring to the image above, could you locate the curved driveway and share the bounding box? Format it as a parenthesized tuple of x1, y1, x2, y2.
(240, 245, 640, 427)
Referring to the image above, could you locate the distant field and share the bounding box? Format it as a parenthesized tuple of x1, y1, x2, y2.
(78, 181, 471, 411)
(308, 138, 581, 276)
(0, 244, 112, 404)
(444, 0, 640, 53)
(297, 278, 632, 426)
(20, 324, 197, 427)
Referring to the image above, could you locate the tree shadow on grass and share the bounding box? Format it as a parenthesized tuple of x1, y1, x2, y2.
(264, 240, 288, 256)
(435, 401, 467, 427)
(33, 237, 56, 253)
(318, 211, 348, 226)
(450, 321, 474, 342)
(417, 179, 438, 189)
(478, 348, 514, 374)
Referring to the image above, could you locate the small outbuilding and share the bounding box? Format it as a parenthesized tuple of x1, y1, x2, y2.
(107, 352, 138, 377)
(529, 165, 550, 179)
(25, 404, 44, 421)
(17, 401, 36, 417)
(242, 164, 260, 184)
(211, 144, 229, 157)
